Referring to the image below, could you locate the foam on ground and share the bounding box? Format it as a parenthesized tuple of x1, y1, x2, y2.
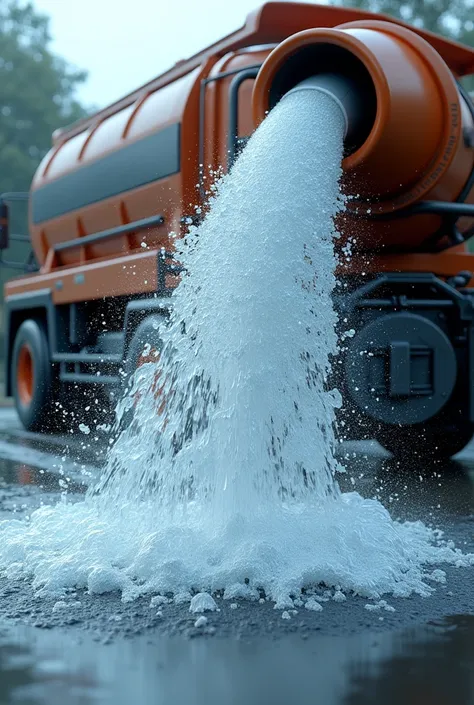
(0, 90, 473, 605)
(0, 492, 471, 603)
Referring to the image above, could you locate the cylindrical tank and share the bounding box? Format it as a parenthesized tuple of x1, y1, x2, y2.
(252, 21, 474, 251)
(29, 67, 205, 268)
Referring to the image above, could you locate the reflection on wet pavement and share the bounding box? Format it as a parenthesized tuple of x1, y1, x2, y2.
(338, 451, 474, 522)
(0, 615, 471, 705)
(0, 408, 109, 470)
(0, 455, 86, 519)
(1, 407, 474, 522)
(0, 412, 100, 518)
(1, 421, 474, 525)
(0, 629, 104, 704)
(346, 615, 474, 705)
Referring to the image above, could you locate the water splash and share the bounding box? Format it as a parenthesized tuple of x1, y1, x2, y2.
(100, 89, 345, 517)
(0, 91, 472, 605)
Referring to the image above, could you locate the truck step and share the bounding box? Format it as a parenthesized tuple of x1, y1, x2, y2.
(53, 352, 122, 364)
(60, 371, 120, 386)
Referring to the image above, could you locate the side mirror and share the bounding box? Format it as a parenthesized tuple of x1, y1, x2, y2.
(0, 202, 9, 249)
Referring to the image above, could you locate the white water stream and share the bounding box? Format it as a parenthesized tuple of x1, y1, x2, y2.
(0, 90, 472, 607)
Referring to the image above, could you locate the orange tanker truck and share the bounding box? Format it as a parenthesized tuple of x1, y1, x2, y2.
(2, 2, 474, 459)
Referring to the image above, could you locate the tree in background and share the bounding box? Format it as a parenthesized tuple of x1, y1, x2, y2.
(0, 0, 90, 348)
(0, 0, 89, 195)
(330, 0, 474, 87)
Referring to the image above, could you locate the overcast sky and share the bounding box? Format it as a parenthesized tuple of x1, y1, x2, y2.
(32, 0, 316, 109)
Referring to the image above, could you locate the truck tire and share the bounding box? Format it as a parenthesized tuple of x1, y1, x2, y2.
(11, 319, 58, 432)
(114, 315, 166, 431)
(123, 315, 165, 390)
(375, 420, 474, 461)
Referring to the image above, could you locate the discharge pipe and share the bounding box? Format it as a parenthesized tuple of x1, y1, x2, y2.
(280, 73, 368, 147)
(252, 21, 474, 251)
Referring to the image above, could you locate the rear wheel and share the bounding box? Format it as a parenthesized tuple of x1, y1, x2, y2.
(11, 319, 105, 433)
(116, 316, 166, 429)
(11, 319, 58, 432)
(375, 420, 474, 461)
(123, 315, 165, 390)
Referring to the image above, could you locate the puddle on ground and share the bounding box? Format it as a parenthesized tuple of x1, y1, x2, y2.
(337, 451, 474, 523)
(0, 614, 471, 705)
(0, 455, 86, 520)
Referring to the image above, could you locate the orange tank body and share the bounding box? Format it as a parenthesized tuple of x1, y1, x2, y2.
(29, 67, 201, 268)
(3, 2, 474, 459)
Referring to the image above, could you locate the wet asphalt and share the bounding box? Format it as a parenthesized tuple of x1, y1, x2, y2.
(0, 408, 472, 704)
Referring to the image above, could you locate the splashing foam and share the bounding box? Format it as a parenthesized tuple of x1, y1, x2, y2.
(0, 91, 473, 606)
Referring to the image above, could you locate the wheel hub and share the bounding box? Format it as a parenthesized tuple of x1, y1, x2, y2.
(17, 343, 34, 407)
(344, 312, 457, 425)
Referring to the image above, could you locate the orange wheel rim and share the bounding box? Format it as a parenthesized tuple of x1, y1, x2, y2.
(17, 343, 34, 406)
(133, 346, 163, 407)
(136, 345, 160, 368)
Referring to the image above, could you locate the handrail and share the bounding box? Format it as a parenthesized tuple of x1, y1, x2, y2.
(54, 214, 165, 252)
